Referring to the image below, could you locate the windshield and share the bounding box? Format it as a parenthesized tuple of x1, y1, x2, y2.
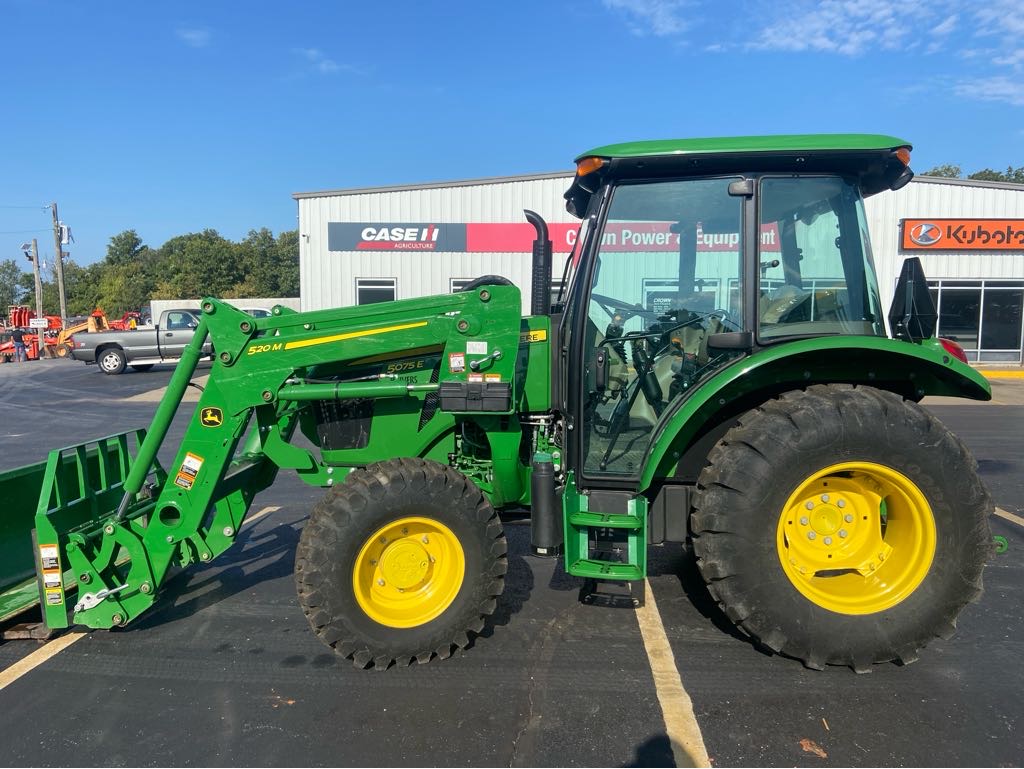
(758, 176, 885, 339)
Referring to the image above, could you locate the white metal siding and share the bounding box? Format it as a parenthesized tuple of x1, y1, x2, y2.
(299, 176, 575, 314)
(299, 176, 1024, 316)
(865, 180, 1024, 311)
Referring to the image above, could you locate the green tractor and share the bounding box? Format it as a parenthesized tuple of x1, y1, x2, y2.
(1, 134, 992, 671)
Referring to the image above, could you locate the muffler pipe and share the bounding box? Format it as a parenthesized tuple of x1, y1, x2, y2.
(525, 209, 552, 317)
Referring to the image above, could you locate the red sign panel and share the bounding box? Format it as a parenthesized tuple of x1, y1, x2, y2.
(328, 222, 780, 253)
(900, 219, 1024, 252)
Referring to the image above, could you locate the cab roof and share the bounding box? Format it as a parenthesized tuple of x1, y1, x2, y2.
(565, 133, 914, 217)
(575, 134, 911, 162)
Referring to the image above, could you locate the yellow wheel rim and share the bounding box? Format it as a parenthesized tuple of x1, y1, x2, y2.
(352, 517, 465, 628)
(776, 462, 936, 615)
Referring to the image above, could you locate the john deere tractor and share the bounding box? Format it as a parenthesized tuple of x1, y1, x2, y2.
(1, 135, 992, 671)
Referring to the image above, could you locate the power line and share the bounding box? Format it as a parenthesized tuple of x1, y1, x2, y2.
(0, 205, 49, 210)
(0, 228, 51, 235)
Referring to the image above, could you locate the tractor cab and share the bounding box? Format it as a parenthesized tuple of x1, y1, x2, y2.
(556, 135, 915, 478)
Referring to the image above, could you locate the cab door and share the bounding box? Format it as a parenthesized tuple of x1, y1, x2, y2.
(573, 176, 748, 479)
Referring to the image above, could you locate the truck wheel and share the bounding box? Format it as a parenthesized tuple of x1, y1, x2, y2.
(98, 347, 127, 375)
(295, 458, 507, 669)
(691, 384, 992, 671)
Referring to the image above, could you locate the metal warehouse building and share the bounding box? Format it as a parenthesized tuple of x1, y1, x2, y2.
(294, 172, 1024, 363)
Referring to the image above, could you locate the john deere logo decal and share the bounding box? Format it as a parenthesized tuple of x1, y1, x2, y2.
(909, 222, 941, 246)
(200, 407, 224, 427)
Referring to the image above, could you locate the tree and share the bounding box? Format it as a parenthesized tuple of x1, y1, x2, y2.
(154, 230, 242, 299)
(0, 259, 28, 316)
(234, 228, 300, 298)
(105, 230, 147, 265)
(921, 163, 1024, 183)
(967, 166, 1024, 184)
(922, 163, 962, 178)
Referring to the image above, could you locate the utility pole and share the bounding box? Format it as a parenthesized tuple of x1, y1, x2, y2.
(50, 202, 68, 324)
(30, 239, 46, 352)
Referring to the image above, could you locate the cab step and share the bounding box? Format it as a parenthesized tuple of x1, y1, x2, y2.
(562, 472, 647, 587)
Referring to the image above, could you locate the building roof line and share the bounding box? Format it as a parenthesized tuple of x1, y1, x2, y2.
(292, 170, 1024, 201)
(292, 170, 574, 200)
(914, 175, 1024, 191)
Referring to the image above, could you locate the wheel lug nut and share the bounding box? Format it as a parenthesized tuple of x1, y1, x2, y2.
(839, 529, 848, 538)
(380, 537, 387, 544)
(821, 494, 830, 503)
(805, 501, 814, 510)
(422, 535, 429, 544)
(837, 499, 846, 508)
(807, 532, 816, 540)
(800, 516, 809, 526)
(370, 559, 377, 566)
(823, 536, 832, 545)
(401, 527, 408, 535)
(377, 579, 385, 586)
(845, 514, 853, 523)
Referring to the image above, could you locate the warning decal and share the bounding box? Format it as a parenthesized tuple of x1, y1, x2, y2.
(39, 544, 64, 605)
(175, 452, 205, 490)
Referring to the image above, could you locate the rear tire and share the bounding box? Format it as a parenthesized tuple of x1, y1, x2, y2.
(97, 347, 127, 375)
(691, 384, 992, 671)
(295, 458, 507, 669)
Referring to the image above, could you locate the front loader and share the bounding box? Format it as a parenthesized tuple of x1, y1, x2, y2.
(0, 135, 994, 671)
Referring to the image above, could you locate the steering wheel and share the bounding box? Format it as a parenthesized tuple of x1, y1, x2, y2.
(590, 292, 660, 325)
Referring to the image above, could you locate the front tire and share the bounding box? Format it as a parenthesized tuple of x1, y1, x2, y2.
(691, 384, 992, 671)
(295, 458, 507, 669)
(97, 347, 127, 375)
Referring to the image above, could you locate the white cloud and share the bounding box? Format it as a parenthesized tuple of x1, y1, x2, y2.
(954, 76, 1024, 107)
(294, 47, 361, 75)
(602, 0, 691, 37)
(176, 27, 211, 48)
(749, 0, 944, 57)
(931, 13, 958, 36)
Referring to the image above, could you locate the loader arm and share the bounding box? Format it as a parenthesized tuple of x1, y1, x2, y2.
(34, 286, 524, 631)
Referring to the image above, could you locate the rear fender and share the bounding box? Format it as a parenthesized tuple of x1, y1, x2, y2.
(639, 336, 990, 491)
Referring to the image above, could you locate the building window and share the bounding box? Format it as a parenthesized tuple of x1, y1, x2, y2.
(450, 278, 472, 293)
(356, 278, 397, 305)
(927, 279, 1024, 363)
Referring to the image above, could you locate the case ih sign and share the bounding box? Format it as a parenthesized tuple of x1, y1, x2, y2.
(328, 222, 781, 253)
(900, 219, 1024, 252)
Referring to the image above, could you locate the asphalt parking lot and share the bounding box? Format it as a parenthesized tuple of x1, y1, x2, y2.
(0, 359, 1021, 767)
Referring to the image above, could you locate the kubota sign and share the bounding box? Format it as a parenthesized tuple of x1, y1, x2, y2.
(900, 219, 1024, 252)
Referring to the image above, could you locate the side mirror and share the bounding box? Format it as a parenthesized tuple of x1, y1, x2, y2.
(888, 257, 937, 342)
(707, 331, 753, 353)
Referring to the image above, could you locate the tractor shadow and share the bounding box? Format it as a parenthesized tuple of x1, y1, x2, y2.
(647, 542, 755, 647)
(130, 514, 302, 631)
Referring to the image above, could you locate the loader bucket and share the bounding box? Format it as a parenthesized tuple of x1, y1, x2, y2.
(0, 430, 163, 627)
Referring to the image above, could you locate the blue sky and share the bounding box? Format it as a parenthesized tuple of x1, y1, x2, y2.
(1, 0, 1021, 266)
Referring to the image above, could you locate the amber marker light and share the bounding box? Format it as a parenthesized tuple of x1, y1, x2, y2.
(576, 157, 607, 177)
(895, 147, 912, 166)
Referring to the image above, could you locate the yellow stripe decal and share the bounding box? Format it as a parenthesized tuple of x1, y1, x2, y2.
(284, 321, 428, 351)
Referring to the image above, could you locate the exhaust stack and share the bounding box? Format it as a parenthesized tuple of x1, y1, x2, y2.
(525, 209, 552, 316)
